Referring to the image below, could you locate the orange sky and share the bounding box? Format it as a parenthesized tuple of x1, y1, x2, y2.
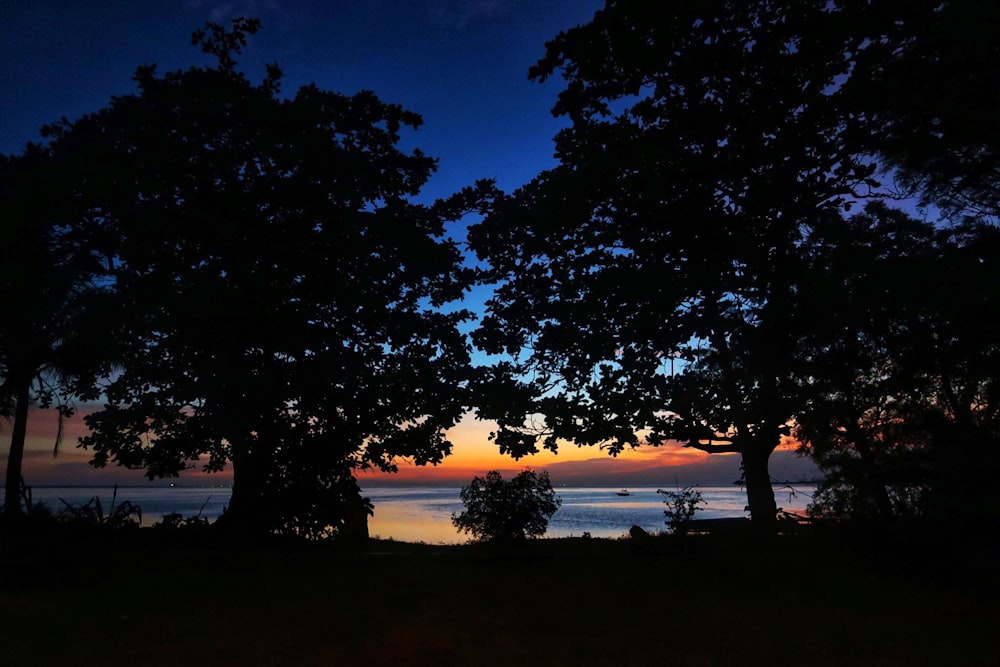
(3, 406, 816, 489)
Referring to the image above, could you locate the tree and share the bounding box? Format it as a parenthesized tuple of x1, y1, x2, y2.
(452, 469, 561, 542)
(44, 19, 473, 536)
(842, 1, 1000, 219)
(795, 203, 1000, 524)
(0, 146, 110, 518)
(773, 2, 1000, 524)
(793, 204, 939, 521)
(468, 1, 901, 530)
(468, 0, 999, 532)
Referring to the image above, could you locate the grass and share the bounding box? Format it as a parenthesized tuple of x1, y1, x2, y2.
(1, 528, 998, 666)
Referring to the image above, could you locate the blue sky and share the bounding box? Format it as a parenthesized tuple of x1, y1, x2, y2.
(1, 0, 603, 201)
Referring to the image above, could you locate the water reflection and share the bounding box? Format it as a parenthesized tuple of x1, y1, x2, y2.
(365, 485, 815, 544)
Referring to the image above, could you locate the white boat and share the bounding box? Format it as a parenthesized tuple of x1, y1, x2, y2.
(616, 489, 630, 497)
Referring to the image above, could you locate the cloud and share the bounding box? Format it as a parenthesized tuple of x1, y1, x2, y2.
(17, 452, 147, 487)
(538, 448, 819, 487)
(13, 445, 230, 488)
(360, 444, 820, 488)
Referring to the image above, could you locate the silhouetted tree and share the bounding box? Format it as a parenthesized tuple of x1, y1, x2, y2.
(468, 0, 1000, 532)
(796, 203, 1000, 524)
(0, 147, 110, 518)
(843, 1, 1000, 219)
(452, 469, 561, 542)
(468, 1, 895, 530)
(794, 204, 938, 520)
(43, 18, 473, 537)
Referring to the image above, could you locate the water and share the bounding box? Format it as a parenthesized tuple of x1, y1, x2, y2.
(22, 484, 816, 544)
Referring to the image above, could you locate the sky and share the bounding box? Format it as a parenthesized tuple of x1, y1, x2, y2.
(1, 0, 820, 488)
(1, 0, 601, 196)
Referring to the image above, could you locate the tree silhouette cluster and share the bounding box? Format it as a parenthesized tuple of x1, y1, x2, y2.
(2, 4, 998, 536)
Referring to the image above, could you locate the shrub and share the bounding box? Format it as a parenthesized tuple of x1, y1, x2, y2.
(657, 486, 704, 534)
(57, 484, 141, 530)
(452, 469, 561, 542)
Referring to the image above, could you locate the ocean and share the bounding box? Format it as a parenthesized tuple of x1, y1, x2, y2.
(22, 484, 816, 544)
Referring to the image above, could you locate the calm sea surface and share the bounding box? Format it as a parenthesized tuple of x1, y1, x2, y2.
(24, 484, 816, 544)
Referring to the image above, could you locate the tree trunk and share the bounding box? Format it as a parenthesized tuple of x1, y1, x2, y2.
(741, 442, 777, 532)
(217, 437, 270, 536)
(852, 435, 895, 521)
(3, 381, 31, 517)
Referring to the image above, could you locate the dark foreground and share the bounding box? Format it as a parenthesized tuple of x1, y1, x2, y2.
(1, 527, 998, 666)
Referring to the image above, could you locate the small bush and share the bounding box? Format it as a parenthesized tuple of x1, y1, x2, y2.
(452, 469, 561, 542)
(57, 484, 141, 530)
(153, 494, 214, 531)
(657, 486, 704, 534)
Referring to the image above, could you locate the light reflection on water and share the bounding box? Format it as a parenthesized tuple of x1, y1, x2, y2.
(364, 485, 815, 544)
(26, 484, 816, 544)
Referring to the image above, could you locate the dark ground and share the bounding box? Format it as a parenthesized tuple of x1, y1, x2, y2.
(1, 525, 998, 666)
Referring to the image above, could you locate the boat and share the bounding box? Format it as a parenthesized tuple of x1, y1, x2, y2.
(616, 489, 630, 496)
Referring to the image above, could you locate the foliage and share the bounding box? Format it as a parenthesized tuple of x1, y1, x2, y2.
(468, 0, 999, 532)
(795, 202, 1000, 523)
(152, 494, 214, 530)
(40, 18, 473, 536)
(0, 147, 113, 516)
(452, 469, 561, 542)
(784, 3, 1000, 524)
(56, 485, 142, 530)
(842, 1, 1000, 219)
(468, 0, 900, 528)
(264, 473, 373, 541)
(657, 486, 704, 534)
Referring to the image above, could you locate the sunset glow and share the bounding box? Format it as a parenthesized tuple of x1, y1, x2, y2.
(3, 406, 818, 490)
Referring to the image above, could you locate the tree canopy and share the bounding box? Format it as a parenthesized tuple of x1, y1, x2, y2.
(841, 1, 1000, 219)
(35, 18, 474, 536)
(795, 203, 1000, 524)
(468, 0, 997, 529)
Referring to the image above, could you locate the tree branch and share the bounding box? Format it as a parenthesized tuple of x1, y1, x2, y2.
(684, 439, 743, 454)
